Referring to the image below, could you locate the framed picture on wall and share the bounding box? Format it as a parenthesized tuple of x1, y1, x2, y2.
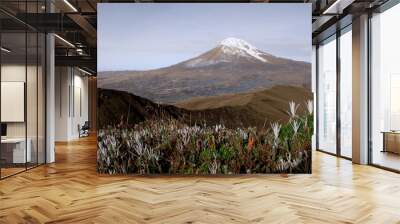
(97, 3, 313, 175)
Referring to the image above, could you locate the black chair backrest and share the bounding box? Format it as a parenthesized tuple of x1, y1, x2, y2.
(82, 121, 90, 129)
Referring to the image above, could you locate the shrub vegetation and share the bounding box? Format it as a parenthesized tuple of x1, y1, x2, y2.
(97, 101, 313, 174)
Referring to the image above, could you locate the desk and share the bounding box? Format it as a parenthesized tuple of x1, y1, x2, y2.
(1, 138, 31, 163)
(382, 131, 400, 154)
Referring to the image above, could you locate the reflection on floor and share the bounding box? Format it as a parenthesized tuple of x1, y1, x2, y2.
(373, 150, 400, 171)
(0, 167, 25, 178)
(0, 163, 41, 178)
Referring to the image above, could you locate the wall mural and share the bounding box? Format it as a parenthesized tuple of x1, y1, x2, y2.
(97, 3, 313, 174)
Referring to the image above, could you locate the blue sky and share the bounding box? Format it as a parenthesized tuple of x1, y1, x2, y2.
(98, 4, 311, 71)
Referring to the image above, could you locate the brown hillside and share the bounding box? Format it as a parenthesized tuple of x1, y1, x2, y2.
(175, 85, 313, 124)
(98, 86, 312, 129)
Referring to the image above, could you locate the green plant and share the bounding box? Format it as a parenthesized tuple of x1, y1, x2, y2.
(97, 100, 314, 174)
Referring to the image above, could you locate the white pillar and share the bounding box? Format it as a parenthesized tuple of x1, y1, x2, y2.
(46, 32, 55, 163)
(352, 14, 369, 164)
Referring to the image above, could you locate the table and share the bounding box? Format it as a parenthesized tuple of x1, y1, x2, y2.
(1, 138, 31, 164)
(382, 131, 400, 154)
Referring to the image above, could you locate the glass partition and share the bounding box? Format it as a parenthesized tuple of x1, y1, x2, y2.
(370, 3, 400, 171)
(317, 35, 337, 154)
(1, 31, 28, 177)
(339, 27, 352, 158)
(27, 31, 38, 169)
(38, 32, 45, 165)
(0, 2, 46, 179)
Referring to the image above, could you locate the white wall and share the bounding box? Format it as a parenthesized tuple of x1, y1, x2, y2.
(1, 63, 46, 164)
(55, 66, 70, 141)
(1, 65, 33, 138)
(70, 72, 89, 138)
(1, 65, 26, 138)
(55, 67, 89, 141)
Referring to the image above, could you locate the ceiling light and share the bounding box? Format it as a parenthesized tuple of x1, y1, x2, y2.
(63, 0, 78, 12)
(76, 48, 85, 56)
(323, 0, 354, 15)
(324, 2, 338, 14)
(323, 0, 341, 14)
(1, 47, 11, 53)
(78, 67, 93, 76)
(54, 34, 75, 48)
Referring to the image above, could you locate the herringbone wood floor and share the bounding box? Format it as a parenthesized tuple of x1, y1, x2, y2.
(1, 136, 400, 224)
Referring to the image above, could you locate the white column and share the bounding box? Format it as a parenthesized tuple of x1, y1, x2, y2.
(46, 32, 55, 163)
(352, 14, 369, 164)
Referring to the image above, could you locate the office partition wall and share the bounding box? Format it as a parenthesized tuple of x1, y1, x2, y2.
(316, 24, 353, 159)
(315, 0, 400, 170)
(27, 31, 38, 169)
(0, 32, 28, 177)
(317, 35, 337, 155)
(339, 27, 352, 159)
(0, 2, 46, 179)
(370, 3, 400, 171)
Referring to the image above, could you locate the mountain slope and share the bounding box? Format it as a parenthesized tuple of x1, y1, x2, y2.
(97, 88, 186, 128)
(98, 86, 312, 129)
(175, 85, 313, 124)
(98, 38, 311, 104)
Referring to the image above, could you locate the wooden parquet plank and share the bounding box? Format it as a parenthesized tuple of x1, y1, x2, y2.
(0, 135, 399, 223)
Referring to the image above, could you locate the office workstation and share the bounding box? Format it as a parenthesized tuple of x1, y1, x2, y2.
(0, 28, 46, 179)
(0, 81, 33, 177)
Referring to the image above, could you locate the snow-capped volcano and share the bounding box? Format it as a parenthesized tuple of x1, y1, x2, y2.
(183, 37, 272, 68)
(219, 37, 268, 62)
(99, 37, 311, 104)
